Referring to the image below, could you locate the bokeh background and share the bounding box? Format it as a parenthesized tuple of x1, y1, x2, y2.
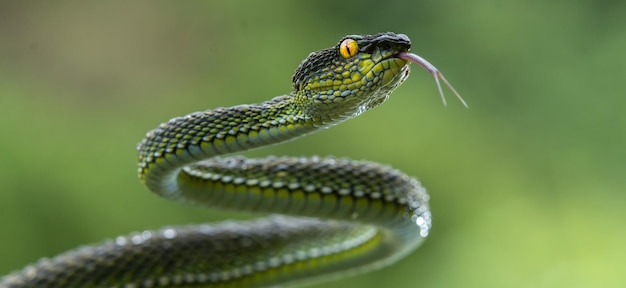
(1, 1, 624, 287)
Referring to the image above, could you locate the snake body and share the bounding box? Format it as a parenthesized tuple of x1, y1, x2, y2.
(1, 32, 451, 288)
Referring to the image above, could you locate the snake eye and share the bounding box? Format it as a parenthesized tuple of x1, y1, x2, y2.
(339, 39, 358, 59)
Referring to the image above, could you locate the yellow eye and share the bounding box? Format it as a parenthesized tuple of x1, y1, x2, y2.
(339, 39, 358, 59)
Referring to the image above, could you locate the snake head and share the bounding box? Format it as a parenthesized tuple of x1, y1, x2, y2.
(291, 32, 412, 122)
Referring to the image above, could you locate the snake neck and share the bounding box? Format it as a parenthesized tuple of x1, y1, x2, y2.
(137, 93, 340, 194)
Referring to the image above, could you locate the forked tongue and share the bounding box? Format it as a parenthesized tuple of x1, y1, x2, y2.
(398, 52, 468, 108)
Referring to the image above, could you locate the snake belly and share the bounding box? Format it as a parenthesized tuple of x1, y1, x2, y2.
(1, 32, 432, 288)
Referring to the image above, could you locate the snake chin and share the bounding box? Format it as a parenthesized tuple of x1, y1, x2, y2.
(356, 61, 410, 114)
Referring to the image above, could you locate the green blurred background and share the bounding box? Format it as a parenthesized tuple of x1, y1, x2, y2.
(0, 1, 624, 287)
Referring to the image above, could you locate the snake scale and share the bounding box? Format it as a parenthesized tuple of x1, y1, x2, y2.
(1, 32, 465, 288)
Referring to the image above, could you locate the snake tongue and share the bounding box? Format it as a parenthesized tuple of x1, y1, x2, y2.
(397, 52, 468, 108)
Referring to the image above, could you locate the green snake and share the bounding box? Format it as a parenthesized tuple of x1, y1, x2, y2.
(1, 32, 465, 288)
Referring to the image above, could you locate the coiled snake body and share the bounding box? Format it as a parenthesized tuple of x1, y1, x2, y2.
(1, 32, 464, 288)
